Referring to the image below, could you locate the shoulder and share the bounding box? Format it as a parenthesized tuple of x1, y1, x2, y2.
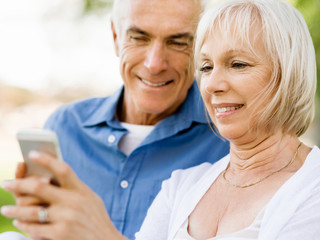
(168, 162, 213, 185)
(45, 97, 109, 126)
(54, 97, 106, 118)
(309, 145, 320, 159)
(162, 155, 229, 197)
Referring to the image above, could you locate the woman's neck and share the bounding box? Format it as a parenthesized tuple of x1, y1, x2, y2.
(228, 132, 301, 177)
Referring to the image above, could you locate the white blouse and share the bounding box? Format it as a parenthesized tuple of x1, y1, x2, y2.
(136, 146, 320, 240)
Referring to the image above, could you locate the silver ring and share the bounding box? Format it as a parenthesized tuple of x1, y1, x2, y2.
(38, 208, 49, 223)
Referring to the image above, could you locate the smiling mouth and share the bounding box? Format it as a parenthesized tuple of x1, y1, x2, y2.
(140, 78, 174, 87)
(215, 104, 244, 113)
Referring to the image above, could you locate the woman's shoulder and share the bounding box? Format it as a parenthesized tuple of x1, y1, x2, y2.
(301, 145, 320, 173)
(309, 145, 320, 158)
(162, 155, 230, 194)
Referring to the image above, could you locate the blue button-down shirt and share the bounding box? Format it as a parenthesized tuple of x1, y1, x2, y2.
(44, 81, 229, 239)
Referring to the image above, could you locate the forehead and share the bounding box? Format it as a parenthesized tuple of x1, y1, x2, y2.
(117, 0, 200, 37)
(204, 19, 265, 55)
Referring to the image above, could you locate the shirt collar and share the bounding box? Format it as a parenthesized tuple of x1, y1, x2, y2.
(82, 81, 207, 127)
(82, 87, 123, 127)
(173, 81, 207, 124)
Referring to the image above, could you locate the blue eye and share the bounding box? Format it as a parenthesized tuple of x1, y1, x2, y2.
(199, 66, 213, 73)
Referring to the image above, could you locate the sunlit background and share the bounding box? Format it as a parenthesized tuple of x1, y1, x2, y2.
(0, 0, 319, 233)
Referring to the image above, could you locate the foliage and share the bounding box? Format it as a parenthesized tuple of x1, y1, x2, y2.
(0, 188, 22, 234)
(83, 0, 113, 12)
(295, 0, 320, 102)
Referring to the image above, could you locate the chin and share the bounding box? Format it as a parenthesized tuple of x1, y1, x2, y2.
(216, 126, 246, 142)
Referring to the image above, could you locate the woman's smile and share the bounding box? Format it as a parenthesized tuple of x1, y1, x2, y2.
(213, 103, 244, 118)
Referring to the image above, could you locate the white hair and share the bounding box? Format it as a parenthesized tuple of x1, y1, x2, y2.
(111, 0, 209, 31)
(195, 0, 317, 136)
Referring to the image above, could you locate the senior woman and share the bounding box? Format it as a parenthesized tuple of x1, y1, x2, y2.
(1, 0, 319, 239)
(137, 0, 320, 239)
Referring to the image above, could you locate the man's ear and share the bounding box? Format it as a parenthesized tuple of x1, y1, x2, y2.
(111, 20, 119, 57)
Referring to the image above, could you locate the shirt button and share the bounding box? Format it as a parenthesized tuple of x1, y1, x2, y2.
(120, 180, 129, 189)
(108, 135, 116, 143)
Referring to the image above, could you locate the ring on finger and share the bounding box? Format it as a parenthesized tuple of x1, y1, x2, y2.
(38, 208, 49, 223)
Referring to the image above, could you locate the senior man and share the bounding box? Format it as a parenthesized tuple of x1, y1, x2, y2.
(1, 0, 229, 239)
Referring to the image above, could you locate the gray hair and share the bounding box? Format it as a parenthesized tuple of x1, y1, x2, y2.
(195, 0, 316, 136)
(111, 0, 209, 32)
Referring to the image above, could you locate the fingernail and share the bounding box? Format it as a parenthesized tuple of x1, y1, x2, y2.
(1, 180, 13, 189)
(40, 177, 50, 184)
(1, 206, 12, 215)
(13, 219, 20, 227)
(29, 150, 40, 159)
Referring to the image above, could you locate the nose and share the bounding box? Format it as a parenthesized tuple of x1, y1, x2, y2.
(144, 41, 168, 74)
(203, 68, 229, 95)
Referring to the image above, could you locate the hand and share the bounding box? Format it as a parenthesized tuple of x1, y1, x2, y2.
(14, 161, 46, 207)
(1, 152, 127, 240)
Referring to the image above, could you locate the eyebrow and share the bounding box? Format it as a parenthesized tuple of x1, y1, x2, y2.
(199, 52, 210, 59)
(127, 27, 151, 37)
(169, 33, 194, 41)
(200, 49, 251, 58)
(226, 49, 251, 55)
(127, 26, 193, 41)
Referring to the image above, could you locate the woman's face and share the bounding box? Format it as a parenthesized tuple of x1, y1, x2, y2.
(199, 25, 273, 143)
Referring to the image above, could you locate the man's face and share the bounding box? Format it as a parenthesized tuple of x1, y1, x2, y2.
(112, 0, 200, 124)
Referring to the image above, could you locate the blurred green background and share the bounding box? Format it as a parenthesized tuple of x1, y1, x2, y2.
(0, 188, 20, 233)
(1, 0, 319, 235)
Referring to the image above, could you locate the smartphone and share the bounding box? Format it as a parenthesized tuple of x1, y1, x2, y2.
(17, 129, 63, 185)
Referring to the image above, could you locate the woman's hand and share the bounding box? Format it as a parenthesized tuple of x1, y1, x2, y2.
(1, 152, 126, 240)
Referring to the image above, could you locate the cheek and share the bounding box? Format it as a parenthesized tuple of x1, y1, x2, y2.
(119, 47, 145, 76)
(200, 80, 209, 101)
(200, 85, 213, 113)
(170, 51, 193, 74)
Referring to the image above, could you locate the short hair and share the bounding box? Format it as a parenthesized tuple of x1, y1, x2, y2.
(195, 0, 317, 137)
(111, 0, 208, 32)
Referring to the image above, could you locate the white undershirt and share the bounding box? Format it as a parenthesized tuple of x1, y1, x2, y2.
(119, 122, 155, 156)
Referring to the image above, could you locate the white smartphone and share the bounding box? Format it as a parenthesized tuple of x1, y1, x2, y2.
(17, 129, 63, 185)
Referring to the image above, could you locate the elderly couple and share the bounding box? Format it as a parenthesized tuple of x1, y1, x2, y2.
(1, 0, 319, 239)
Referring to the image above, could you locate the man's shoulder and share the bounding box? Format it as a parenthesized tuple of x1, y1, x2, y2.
(53, 97, 108, 119)
(45, 96, 114, 129)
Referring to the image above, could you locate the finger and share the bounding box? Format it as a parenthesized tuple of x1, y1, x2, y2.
(15, 162, 27, 179)
(13, 162, 27, 199)
(16, 195, 46, 207)
(12, 176, 50, 200)
(1, 205, 46, 223)
(1, 178, 68, 204)
(13, 220, 60, 240)
(29, 151, 82, 189)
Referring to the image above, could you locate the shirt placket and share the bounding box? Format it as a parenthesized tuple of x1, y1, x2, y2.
(109, 145, 147, 233)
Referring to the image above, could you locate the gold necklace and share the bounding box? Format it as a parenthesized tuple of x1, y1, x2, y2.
(223, 142, 302, 188)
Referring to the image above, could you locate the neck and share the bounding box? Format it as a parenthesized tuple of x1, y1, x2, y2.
(119, 109, 171, 125)
(228, 132, 301, 175)
(117, 93, 183, 126)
